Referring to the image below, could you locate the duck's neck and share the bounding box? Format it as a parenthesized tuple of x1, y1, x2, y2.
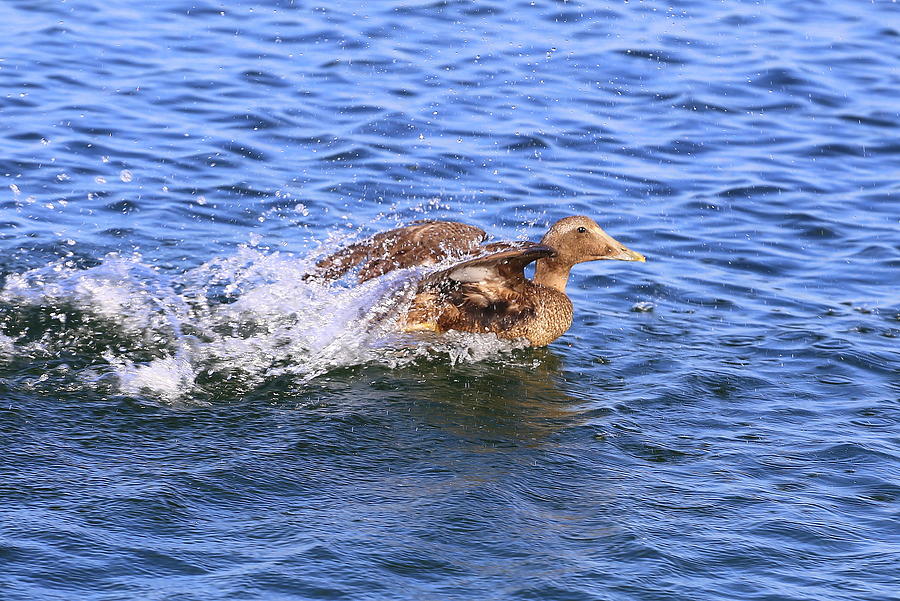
(533, 258, 572, 293)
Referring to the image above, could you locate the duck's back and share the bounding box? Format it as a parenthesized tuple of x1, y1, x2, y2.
(311, 220, 486, 282)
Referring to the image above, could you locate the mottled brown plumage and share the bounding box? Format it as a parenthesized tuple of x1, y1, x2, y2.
(403, 245, 575, 346)
(306, 216, 644, 346)
(308, 220, 487, 282)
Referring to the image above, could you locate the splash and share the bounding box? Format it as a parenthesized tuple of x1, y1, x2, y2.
(0, 246, 526, 401)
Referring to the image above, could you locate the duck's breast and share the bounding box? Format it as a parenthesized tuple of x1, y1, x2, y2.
(518, 287, 573, 346)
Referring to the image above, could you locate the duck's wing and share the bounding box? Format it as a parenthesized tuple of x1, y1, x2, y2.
(438, 245, 555, 286)
(478, 240, 543, 254)
(412, 245, 556, 332)
(309, 220, 488, 282)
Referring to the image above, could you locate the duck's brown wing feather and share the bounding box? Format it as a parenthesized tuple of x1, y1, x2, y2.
(412, 245, 556, 332)
(478, 240, 542, 254)
(438, 245, 554, 285)
(309, 220, 487, 282)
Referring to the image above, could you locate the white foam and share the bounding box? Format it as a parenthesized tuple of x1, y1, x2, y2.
(106, 352, 197, 403)
(1, 254, 190, 341)
(0, 332, 16, 360)
(0, 246, 527, 401)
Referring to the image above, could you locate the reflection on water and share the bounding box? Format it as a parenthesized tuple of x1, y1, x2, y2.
(380, 353, 578, 446)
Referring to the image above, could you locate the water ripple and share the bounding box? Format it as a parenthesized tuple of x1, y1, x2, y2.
(2, 0, 899, 599)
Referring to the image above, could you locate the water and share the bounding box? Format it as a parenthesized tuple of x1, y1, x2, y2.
(2, 0, 898, 599)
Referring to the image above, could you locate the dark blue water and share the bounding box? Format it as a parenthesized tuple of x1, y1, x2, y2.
(2, 1, 899, 599)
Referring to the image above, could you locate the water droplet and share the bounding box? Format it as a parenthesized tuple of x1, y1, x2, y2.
(119, 170, 133, 183)
(9, 184, 20, 196)
(95, 176, 107, 184)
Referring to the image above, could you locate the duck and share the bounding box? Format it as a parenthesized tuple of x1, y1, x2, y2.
(309, 216, 646, 347)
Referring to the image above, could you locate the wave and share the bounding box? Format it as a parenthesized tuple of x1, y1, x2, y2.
(0, 247, 526, 402)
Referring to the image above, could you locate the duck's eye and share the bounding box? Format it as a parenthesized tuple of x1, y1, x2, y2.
(577, 226, 587, 233)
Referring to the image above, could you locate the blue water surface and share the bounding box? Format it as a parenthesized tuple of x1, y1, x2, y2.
(1, 1, 899, 600)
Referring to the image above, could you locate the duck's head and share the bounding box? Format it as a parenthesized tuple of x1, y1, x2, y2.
(540, 216, 646, 266)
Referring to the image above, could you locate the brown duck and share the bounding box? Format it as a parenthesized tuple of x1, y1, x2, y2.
(310, 216, 646, 346)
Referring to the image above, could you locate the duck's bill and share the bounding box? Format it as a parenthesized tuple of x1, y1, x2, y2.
(618, 248, 646, 262)
(601, 247, 646, 262)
